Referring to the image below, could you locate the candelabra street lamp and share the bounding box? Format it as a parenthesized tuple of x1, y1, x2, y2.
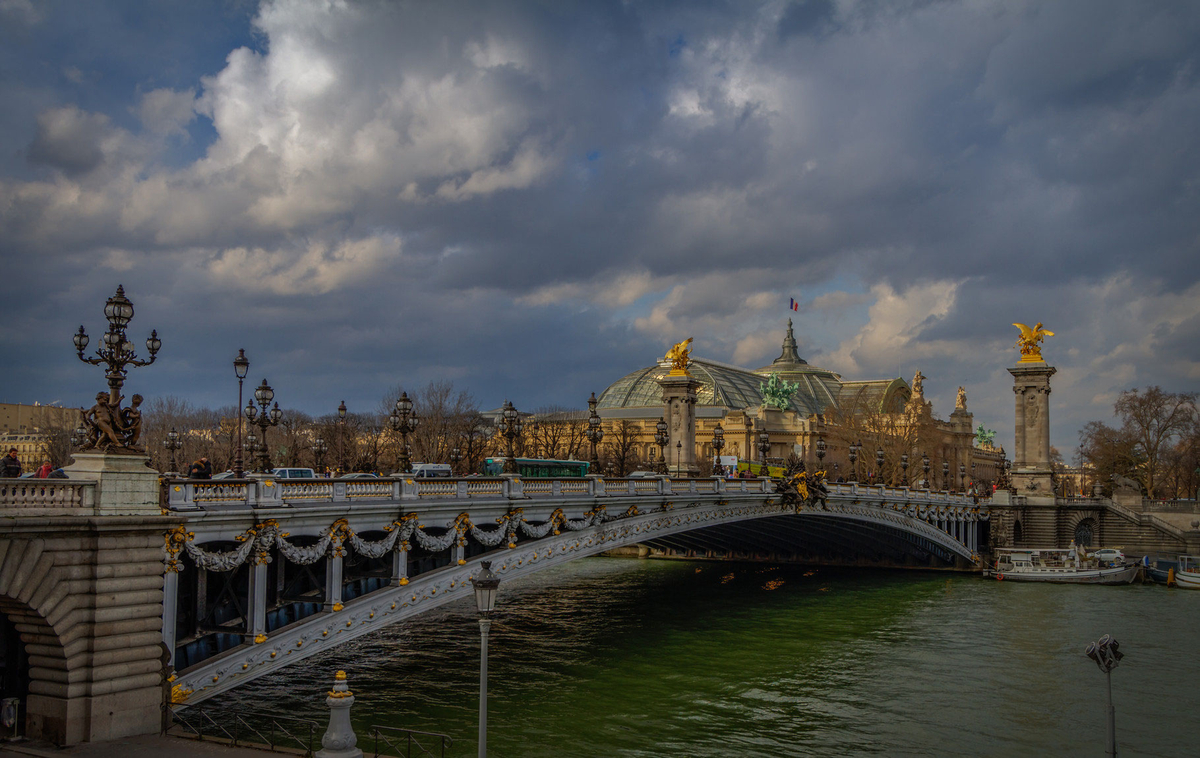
(815, 435, 826, 470)
(72, 285, 161, 451)
(654, 417, 669, 475)
(970, 461, 976, 490)
(313, 437, 328, 473)
(245, 430, 258, 467)
(875, 446, 885, 484)
(244, 379, 282, 473)
(586, 392, 604, 473)
(758, 430, 771, 470)
(450, 446, 463, 477)
(390, 391, 420, 474)
(942, 460, 951, 491)
(922, 452, 930, 490)
(500, 401, 522, 474)
(959, 462, 966, 491)
(848, 441, 860, 483)
(675, 441, 682, 477)
(470, 561, 502, 758)
(900, 452, 909, 487)
(163, 428, 182, 476)
(336, 401, 348, 473)
(1085, 634, 1123, 758)
(232, 349, 250, 478)
(712, 423, 726, 476)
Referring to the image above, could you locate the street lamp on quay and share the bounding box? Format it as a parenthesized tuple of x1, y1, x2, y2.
(470, 561, 502, 758)
(337, 401, 348, 473)
(922, 452, 930, 490)
(163, 428, 182, 476)
(313, 437, 328, 473)
(654, 418, 669, 475)
(244, 379, 282, 473)
(711, 423, 726, 476)
(500, 401, 522, 474)
(1084, 635, 1124, 758)
(389, 392, 420, 474)
(586, 392, 604, 473)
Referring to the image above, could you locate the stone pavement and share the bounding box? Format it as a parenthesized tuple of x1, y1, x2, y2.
(0, 735, 305, 757)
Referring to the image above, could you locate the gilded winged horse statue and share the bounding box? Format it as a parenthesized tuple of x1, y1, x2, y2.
(1013, 322, 1054, 362)
(664, 338, 693, 375)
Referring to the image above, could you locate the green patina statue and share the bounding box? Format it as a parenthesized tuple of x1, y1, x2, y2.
(975, 424, 997, 448)
(759, 373, 799, 411)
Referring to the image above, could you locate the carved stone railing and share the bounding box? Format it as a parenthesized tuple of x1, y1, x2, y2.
(0, 480, 96, 510)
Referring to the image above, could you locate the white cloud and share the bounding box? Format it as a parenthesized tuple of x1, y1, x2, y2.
(137, 88, 197, 137)
(204, 235, 402, 296)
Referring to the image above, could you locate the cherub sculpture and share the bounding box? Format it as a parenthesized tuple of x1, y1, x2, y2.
(1013, 322, 1054, 362)
(664, 338, 693, 375)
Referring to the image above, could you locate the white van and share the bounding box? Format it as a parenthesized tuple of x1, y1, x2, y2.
(271, 467, 317, 479)
(411, 463, 452, 478)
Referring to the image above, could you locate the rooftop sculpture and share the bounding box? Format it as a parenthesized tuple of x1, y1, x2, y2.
(759, 372, 800, 411)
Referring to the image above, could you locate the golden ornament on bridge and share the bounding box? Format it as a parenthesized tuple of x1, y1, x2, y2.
(1013, 322, 1054, 363)
(664, 337, 693, 375)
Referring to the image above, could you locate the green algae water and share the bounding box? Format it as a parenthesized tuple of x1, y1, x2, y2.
(197, 559, 1200, 757)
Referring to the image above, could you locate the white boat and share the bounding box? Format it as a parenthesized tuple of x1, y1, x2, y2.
(992, 548, 1138, 585)
(1173, 555, 1200, 589)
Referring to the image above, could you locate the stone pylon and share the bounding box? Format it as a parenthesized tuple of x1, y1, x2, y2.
(658, 374, 701, 477)
(1009, 361, 1056, 500)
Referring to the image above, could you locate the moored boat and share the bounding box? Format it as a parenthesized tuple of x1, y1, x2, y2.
(992, 548, 1138, 585)
(1141, 555, 1179, 584)
(1174, 556, 1200, 589)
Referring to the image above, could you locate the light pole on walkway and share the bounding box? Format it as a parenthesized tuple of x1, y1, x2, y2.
(1085, 634, 1123, 757)
(471, 561, 501, 758)
(233, 349, 249, 478)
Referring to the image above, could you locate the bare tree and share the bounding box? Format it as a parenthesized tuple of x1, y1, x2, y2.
(1113, 386, 1197, 498)
(602, 420, 642, 476)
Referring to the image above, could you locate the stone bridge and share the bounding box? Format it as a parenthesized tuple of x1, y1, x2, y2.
(159, 474, 988, 705)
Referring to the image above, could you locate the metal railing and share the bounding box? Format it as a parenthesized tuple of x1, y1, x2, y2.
(369, 725, 453, 758)
(167, 704, 321, 756)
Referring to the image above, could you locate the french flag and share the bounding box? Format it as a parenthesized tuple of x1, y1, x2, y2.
(788, 297, 799, 311)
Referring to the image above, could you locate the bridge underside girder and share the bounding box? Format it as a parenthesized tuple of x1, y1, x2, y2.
(642, 514, 957, 567)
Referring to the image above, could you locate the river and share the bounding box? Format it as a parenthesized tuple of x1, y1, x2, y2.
(195, 558, 1200, 757)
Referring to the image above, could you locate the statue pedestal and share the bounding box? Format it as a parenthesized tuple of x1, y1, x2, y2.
(1009, 362, 1056, 499)
(63, 452, 161, 516)
(658, 374, 701, 477)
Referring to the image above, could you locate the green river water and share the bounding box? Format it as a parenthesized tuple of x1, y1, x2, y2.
(197, 558, 1200, 757)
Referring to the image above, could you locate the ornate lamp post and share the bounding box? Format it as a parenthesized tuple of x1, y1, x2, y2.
(654, 417, 669, 475)
(244, 379, 282, 473)
(70, 424, 88, 449)
(970, 461, 976, 490)
(848, 441, 859, 483)
(758, 430, 771, 470)
(470, 561, 502, 758)
(313, 437, 328, 473)
(232, 349, 250, 478)
(1084, 634, 1123, 758)
(336, 400, 348, 473)
(500, 401, 522, 474)
(450, 446, 463, 477)
(900, 452, 909, 487)
(586, 392, 604, 473)
(875, 446, 885, 484)
(163, 428, 182, 476)
(72, 285, 161, 451)
(942, 460, 950, 491)
(675, 441, 682, 476)
(959, 462, 966, 491)
(711, 423, 726, 476)
(922, 452, 930, 489)
(244, 430, 259, 467)
(606, 461, 615, 478)
(389, 392, 420, 474)
(815, 435, 826, 469)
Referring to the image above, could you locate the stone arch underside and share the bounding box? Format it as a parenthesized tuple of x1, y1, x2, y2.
(175, 503, 977, 704)
(0, 540, 73, 700)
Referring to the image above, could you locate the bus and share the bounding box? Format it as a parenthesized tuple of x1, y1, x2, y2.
(481, 458, 590, 477)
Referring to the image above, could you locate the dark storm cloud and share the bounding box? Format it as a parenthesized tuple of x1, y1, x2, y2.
(2, 0, 1199, 454)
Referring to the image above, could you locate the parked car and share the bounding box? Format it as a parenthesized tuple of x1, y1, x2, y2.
(340, 472, 380, 479)
(1093, 548, 1125, 564)
(212, 470, 236, 480)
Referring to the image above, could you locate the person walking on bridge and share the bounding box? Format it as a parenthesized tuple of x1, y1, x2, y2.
(189, 456, 212, 480)
(1, 448, 21, 478)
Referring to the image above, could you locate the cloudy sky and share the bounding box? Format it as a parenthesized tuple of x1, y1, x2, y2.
(3, 0, 1199, 456)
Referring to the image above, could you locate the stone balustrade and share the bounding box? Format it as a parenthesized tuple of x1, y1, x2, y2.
(0, 480, 96, 511)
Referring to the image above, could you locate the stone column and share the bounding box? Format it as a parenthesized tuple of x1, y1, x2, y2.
(658, 374, 701, 477)
(1009, 362, 1057, 498)
(325, 554, 344, 612)
(392, 543, 409, 586)
(247, 558, 270, 640)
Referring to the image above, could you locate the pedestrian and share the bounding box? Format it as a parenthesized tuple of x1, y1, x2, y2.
(188, 456, 213, 480)
(1, 448, 20, 478)
(36, 460, 53, 478)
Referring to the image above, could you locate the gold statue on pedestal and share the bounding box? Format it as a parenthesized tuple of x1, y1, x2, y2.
(1013, 322, 1054, 362)
(664, 338, 693, 376)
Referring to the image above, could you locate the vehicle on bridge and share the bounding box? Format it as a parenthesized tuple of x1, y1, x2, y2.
(481, 458, 589, 477)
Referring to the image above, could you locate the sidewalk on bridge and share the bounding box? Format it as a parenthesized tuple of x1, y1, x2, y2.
(0, 735, 305, 758)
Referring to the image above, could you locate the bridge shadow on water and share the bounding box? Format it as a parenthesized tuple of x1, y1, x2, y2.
(195, 557, 1200, 758)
